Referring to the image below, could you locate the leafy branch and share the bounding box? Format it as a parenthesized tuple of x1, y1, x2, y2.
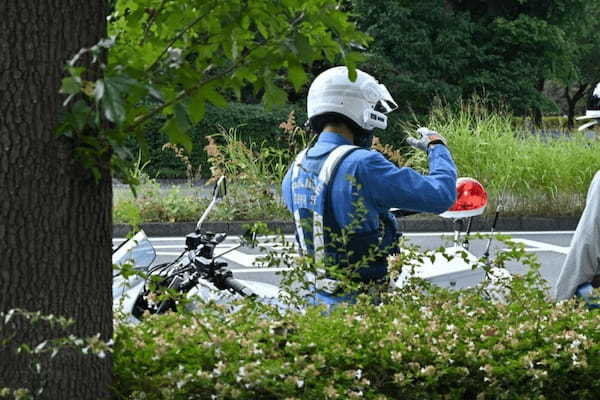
(139, 0, 169, 46)
(56, 0, 370, 186)
(146, 5, 217, 72)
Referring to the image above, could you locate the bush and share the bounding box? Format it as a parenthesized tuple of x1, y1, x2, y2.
(113, 181, 291, 225)
(136, 101, 414, 179)
(112, 239, 600, 399)
(113, 182, 211, 224)
(140, 103, 308, 179)
(408, 99, 600, 216)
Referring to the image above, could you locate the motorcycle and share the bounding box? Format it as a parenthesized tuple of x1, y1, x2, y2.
(113, 176, 510, 320)
(112, 176, 283, 322)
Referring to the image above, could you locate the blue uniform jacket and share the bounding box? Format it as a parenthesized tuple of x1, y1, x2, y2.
(282, 131, 458, 236)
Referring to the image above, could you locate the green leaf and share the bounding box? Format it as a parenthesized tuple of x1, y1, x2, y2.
(256, 21, 269, 39)
(345, 51, 367, 67)
(60, 77, 82, 95)
(161, 105, 192, 151)
(348, 68, 357, 82)
(186, 93, 206, 124)
(263, 81, 288, 108)
(288, 64, 307, 92)
(67, 67, 86, 78)
(199, 84, 228, 108)
(293, 34, 314, 60)
(107, 75, 142, 92)
(102, 78, 126, 125)
(344, 52, 366, 82)
(241, 15, 250, 30)
(174, 103, 191, 132)
(70, 100, 92, 131)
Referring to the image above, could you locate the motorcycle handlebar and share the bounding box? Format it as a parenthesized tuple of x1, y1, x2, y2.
(223, 277, 255, 297)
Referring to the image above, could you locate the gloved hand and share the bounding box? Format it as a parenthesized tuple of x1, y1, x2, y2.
(406, 127, 447, 153)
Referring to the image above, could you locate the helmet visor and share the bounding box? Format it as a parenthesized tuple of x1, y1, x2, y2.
(375, 84, 398, 113)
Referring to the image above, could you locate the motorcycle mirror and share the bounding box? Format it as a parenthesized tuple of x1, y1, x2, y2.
(212, 176, 227, 199)
(196, 176, 227, 232)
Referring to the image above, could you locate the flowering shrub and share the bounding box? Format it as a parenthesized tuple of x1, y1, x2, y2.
(0, 309, 112, 399)
(112, 240, 600, 399)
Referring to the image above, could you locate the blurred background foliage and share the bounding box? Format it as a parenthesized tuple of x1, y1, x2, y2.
(121, 0, 600, 180)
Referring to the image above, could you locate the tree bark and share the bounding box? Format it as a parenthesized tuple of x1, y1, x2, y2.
(532, 78, 545, 128)
(564, 83, 589, 130)
(0, 1, 111, 399)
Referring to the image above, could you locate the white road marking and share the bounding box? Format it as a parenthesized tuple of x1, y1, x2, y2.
(402, 231, 575, 237)
(509, 238, 570, 254)
(495, 230, 574, 235)
(217, 250, 266, 266)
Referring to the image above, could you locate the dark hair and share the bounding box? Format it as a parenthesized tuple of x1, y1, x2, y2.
(308, 112, 370, 138)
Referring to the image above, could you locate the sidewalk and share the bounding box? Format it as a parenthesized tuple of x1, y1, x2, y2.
(113, 215, 581, 237)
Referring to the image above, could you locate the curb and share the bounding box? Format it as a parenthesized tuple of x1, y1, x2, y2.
(113, 215, 581, 237)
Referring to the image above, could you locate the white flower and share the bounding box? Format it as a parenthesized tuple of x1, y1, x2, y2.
(355, 369, 362, 379)
(167, 47, 183, 69)
(212, 361, 225, 377)
(238, 366, 246, 377)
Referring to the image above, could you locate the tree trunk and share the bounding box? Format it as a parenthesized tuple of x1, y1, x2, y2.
(564, 84, 589, 130)
(0, 2, 111, 399)
(532, 78, 545, 128)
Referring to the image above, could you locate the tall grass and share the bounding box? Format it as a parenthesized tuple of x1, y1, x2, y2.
(114, 101, 599, 222)
(410, 99, 600, 216)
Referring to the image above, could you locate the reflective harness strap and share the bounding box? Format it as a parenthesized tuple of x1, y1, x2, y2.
(291, 148, 309, 255)
(313, 145, 359, 263)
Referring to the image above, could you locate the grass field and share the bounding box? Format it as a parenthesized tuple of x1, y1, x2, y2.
(114, 100, 599, 224)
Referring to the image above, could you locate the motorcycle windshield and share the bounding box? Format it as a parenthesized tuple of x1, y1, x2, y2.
(112, 230, 156, 271)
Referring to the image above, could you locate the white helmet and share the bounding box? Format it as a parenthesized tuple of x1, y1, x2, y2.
(307, 66, 398, 131)
(576, 82, 600, 131)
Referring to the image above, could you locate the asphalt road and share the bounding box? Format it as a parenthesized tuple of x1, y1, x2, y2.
(113, 230, 574, 292)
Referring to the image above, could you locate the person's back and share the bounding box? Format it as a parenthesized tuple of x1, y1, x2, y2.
(552, 82, 600, 302)
(281, 66, 457, 291)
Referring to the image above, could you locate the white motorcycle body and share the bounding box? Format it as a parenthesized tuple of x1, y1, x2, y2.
(393, 245, 483, 290)
(392, 245, 511, 300)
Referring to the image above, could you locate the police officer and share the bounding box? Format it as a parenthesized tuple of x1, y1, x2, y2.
(281, 66, 458, 300)
(553, 82, 600, 302)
